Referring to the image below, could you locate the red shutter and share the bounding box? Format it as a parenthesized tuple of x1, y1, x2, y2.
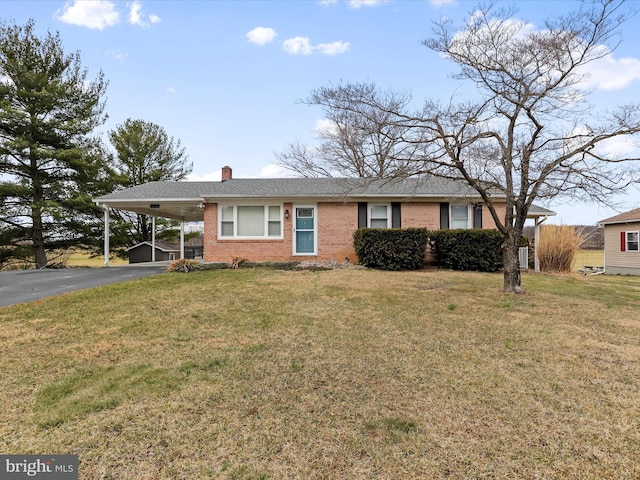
(621, 231, 626, 252)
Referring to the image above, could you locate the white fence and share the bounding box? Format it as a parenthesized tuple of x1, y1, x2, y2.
(518, 246, 529, 269)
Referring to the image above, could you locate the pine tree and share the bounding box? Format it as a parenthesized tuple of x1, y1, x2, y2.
(108, 118, 191, 247)
(0, 20, 108, 268)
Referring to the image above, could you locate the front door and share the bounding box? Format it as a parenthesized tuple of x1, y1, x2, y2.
(294, 206, 316, 255)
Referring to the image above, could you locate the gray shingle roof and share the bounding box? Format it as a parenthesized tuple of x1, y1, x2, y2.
(95, 177, 555, 222)
(95, 176, 496, 202)
(527, 204, 556, 217)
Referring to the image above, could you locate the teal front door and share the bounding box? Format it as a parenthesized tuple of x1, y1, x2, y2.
(294, 207, 315, 255)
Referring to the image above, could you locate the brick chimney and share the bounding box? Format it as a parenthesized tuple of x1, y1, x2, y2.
(221, 166, 232, 181)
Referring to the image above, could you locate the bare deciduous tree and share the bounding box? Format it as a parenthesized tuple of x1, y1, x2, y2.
(279, 0, 640, 293)
(276, 83, 421, 178)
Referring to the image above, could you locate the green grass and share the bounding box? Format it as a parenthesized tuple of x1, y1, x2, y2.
(572, 249, 604, 271)
(63, 248, 127, 267)
(0, 268, 639, 479)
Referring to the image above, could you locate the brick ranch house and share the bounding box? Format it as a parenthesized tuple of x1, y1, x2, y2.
(95, 166, 555, 266)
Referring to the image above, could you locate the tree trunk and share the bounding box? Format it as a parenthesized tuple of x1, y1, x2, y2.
(31, 154, 48, 269)
(32, 203, 48, 269)
(503, 238, 522, 294)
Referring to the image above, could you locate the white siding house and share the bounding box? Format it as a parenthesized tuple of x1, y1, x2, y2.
(598, 208, 640, 276)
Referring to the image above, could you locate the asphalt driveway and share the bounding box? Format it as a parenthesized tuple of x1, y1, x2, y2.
(0, 264, 168, 307)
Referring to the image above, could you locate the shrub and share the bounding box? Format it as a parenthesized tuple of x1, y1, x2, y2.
(353, 228, 429, 271)
(167, 258, 203, 273)
(429, 229, 504, 272)
(537, 225, 585, 273)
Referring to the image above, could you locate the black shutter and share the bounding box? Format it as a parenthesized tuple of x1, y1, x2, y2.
(474, 203, 483, 229)
(391, 202, 401, 228)
(358, 202, 368, 228)
(440, 202, 449, 229)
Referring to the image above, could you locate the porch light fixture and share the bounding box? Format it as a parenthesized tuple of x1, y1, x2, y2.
(285, 209, 289, 219)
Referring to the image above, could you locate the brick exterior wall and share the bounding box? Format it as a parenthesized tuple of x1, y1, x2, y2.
(401, 203, 441, 229)
(203, 200, 506, 263)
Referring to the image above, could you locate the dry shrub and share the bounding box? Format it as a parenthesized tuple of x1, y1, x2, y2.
(538, 224, 585, 272)
(166, 258, 202, 273)
(229, 256, 247, 269)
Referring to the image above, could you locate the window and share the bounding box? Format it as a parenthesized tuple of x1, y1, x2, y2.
(369, 204, 389, 228)
(220, 205, 234, 237)
(219, 205, 282, 238)
(268, 206, 281, 236)
(450, 204, 470, 229)
(626, 231, 639, 252)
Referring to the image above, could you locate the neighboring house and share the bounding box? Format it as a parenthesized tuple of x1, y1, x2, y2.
(128, 241, 180, 263)
(598, 208, 640, 275)
(95, 166, 555, 265)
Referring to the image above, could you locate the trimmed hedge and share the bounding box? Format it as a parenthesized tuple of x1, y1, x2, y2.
(353, 228, 429, 271)
(428, 229, 504, 272)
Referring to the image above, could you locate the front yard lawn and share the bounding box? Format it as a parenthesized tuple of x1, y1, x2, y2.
(0, 268, 638, 479)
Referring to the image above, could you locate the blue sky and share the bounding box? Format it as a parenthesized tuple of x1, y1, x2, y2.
(3, 0, 640, 225)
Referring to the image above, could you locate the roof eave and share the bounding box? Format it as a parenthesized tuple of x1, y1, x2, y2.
(95, 197, 204, 204)
(597, 218, 640, 226)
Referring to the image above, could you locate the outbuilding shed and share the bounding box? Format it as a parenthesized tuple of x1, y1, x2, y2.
(128, 241, 180, 264)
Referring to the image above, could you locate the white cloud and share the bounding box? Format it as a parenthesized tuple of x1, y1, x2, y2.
(580, 51, 640, 91)
(55, 0, 120, 30)
(428, 0, 457, 6)
(106, 49, 128, 61)
(314, 118, 338, 136)
(260, 163, 292, 177)
(167, 87, 177, 94)
(187, 169, 222, 182)
(283, 36, 314, 55)
(320, 0, 388, 7)
(128, 1, 161, 27)
(316, 41, 350, 55)
(246, 26, 277, 46)
(348, 0, 387, 8)
(283, 36, 349, 56)
(596, 136, 638, 157)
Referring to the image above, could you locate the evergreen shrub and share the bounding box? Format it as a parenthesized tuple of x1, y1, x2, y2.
(428, 229, 504, 272)
(353, 228, 429, 271)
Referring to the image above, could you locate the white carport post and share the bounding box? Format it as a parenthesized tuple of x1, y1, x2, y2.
(103, 206, 110, 266)
(151, 216, 156, 262)
(180, 221, 185, 259)
(534, 216, 547, 273)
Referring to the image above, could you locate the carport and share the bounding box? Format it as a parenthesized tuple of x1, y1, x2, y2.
(95, 182, 207, 266)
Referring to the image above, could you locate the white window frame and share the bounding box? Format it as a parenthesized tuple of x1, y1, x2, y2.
(218, 204, 283, 239)
(368, 203, 390, 229)
(626, 231, 639, 252)
(450, 204, 471, 229)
